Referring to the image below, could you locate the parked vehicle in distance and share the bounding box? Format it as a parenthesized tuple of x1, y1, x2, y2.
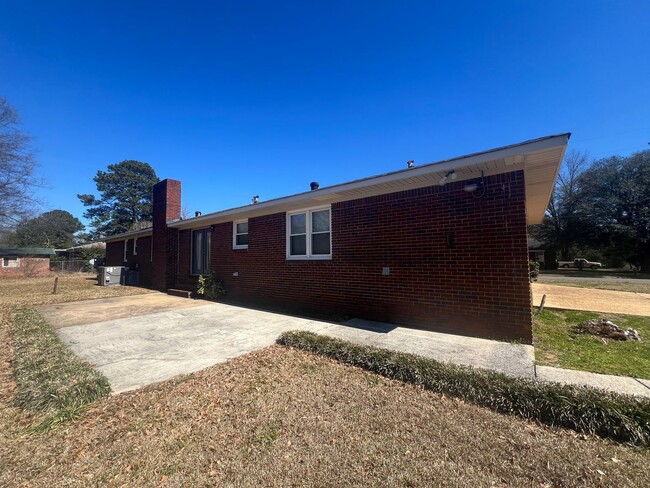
(557, 258, 603, 269)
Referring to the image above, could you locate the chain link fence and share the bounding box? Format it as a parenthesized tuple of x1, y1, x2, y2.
(50, 259, 99, 273)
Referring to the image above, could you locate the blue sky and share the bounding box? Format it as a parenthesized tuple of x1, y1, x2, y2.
(1, 1, 648, 226)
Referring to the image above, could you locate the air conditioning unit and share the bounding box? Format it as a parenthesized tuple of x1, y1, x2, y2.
(97, 266, 128, 286)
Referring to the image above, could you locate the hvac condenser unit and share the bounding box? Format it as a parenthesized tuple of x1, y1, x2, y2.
(97, 266, 128, 286)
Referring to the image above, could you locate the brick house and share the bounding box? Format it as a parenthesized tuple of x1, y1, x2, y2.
(0, 248, 54, 278)
(104, 134, 569, 343)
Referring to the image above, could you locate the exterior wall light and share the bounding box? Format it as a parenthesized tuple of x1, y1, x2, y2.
(439, 170, 457, 186)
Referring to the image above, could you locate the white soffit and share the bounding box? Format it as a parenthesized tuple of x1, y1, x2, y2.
(104, 228, 153, 243)
(168, 133, 569, 230)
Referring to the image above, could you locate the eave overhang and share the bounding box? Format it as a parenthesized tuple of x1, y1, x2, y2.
(169, 133, 569, 231)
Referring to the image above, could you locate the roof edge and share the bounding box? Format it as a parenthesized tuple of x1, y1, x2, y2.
(170, 133, 570, 229)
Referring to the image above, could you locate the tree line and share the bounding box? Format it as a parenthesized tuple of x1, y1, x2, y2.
(0, 98, 159, 249)
(529, 149, 650, 272)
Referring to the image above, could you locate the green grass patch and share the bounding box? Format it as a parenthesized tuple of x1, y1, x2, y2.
(534, 309, 650, 378)
(11, 307, 110, 417)
(278, 330, 650, 447)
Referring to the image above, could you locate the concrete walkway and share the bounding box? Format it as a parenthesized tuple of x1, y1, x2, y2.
(49, 296, 650, 398)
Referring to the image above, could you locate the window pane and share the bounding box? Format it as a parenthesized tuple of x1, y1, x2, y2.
(312, 210, 330, 232)
(236, 222, 248, 234)
(236, 234, 248, 246)
(290, 213, 306, 234)
(203, 232, 210, 273)
(193, 231, 203, 274)
(290, 235, 307, 255)
(312, 232, 331, 255)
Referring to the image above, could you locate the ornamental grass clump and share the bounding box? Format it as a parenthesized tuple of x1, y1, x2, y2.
(11, 307, 110, 414)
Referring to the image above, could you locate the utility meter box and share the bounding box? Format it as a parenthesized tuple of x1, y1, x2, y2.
(97, 266, 128, 286)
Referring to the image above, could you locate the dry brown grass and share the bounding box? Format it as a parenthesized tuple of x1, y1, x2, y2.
(1, 275, 649, 487)
(0, 273, 155, 309)
(2, 347, 650, 487)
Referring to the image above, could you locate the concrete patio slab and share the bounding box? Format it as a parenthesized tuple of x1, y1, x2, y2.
(38, 293, 207, 329)
(336, 319, 535, 378)
(48, 296, 648, 399)
(52, 300, 535, 394)
(636, 378, 650, 391)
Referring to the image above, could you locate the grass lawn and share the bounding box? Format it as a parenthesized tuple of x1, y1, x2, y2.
(1, 275, 649, 486)
(534, 309, 650, 378)
(4, 346, 650, 487)
(0, 273, 155, 308)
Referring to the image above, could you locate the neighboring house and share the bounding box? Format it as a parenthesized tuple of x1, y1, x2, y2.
(103, 134, 570, 343)
(528, 237, 558, 269)
(53, 242, 107, 272)
(0, 248, 55, 278)
(528, 237, 546, 264)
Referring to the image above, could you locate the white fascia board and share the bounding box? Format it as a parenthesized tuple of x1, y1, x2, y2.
(169, 134, 570, 230)
(103, 228, 153, 243)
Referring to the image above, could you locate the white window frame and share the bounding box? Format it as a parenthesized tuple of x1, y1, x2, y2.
(286, 206, 332, 260)
(2, 257, 20, 268)
(233, 220, 249, 250)
(123, 240, 128, 262)
(133, 237, 138, 255)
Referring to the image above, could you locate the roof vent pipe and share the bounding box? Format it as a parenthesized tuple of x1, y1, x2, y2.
(195, 211, 202, 217)
(310, 182, 320, 191)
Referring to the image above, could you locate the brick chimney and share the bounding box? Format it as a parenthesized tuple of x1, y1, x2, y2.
(151, 179, 181, 291)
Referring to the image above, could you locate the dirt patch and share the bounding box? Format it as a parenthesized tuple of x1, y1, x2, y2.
(532, 283, 650, 315)
(572, 319, 642, 342)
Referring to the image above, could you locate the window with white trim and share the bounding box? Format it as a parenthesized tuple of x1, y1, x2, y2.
(123, 240, 128, 262)
(233, 220, 248, 249)
(191, 228, 211, 275)
(133, 237, 138, 255)
(287, 207, 331, 259)
(2, 257, 20, 268)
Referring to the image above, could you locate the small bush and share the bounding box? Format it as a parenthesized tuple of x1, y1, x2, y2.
(529, 261, 540, 282)
(278, 330, 650, 447)
(11, 307, 110, 413)
(196, 273, 226, 300)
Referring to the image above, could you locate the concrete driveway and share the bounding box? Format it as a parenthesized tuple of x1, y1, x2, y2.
(43, 294, 534, 394)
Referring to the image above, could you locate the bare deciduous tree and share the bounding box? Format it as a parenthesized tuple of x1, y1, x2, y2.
(0, 98, 40, 234)
(529, 150, 591, 260)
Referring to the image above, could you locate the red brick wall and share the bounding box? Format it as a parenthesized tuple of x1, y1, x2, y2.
(152, 179, 181, 290)
(174, 170, 532, 343)
(105, 236, 153, 287)
(0, 257, 50, 278)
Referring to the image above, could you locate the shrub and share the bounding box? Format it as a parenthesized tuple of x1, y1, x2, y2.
(196, 273, 226, 300)
(278, 330, 650, 447)
(529, 261, 540, 282)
